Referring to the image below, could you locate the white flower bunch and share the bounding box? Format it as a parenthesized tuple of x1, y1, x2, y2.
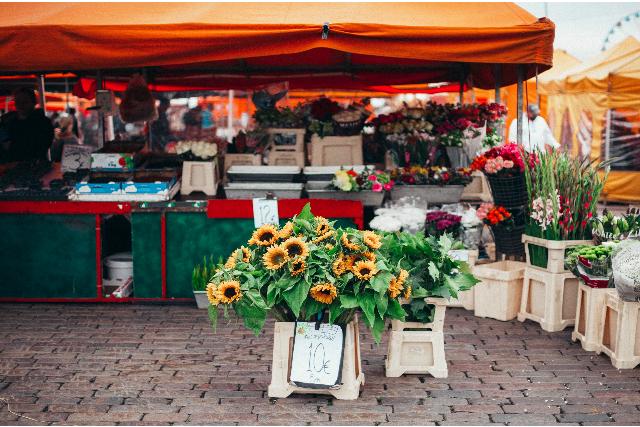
(461, 207, 482, 228)
(530, 189, 561, 231)
(175, 140, 218, 160)
(370, 205, 427, 234)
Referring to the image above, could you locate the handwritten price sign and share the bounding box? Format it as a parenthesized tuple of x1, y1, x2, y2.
(252, 198, 279, 228)
(289, 322, 344, 388)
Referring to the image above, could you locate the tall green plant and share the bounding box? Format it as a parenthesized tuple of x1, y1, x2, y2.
(192, 255, 216, 291)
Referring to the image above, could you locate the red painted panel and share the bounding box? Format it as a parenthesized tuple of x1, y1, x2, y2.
(0, 201, 131, 215)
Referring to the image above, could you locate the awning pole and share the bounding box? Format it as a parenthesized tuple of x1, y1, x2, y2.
(494, 64, 501, 104)
(227, 89, 234, 142)
(37, 74, 46, 113)
(459, 77, 464, 104)
(97, 70, 105, 148)
(604, 109, 612, 162)
(516, 65, 524, 146)
(64, 77, 70, 111)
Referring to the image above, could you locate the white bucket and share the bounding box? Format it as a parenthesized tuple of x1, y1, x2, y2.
(104, 252, 133, 283)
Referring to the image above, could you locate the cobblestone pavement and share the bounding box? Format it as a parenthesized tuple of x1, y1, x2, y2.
(0, 304, 639, 426)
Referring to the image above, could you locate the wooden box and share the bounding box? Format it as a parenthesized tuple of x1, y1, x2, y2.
(446, 249, 478, 310)
(180, 160, 218, 196)
(598, 291, 640, 369)
(473, 261, 526, 321)
(385, 298, 448, 378)
(268, 318, 364, 400)
(522, 234, 592, 274)
(223, 153, 262, 174)
(517, 266, 579, 332)
(267, 128, 305, 152)
(310, 135, 363, 166)
(461, 171, 493, 202)
(268, 151, 305, 167)
(572, 284, 612, 352)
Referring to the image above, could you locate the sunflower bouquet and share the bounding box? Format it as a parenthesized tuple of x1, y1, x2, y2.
(205, 204, 408, 342)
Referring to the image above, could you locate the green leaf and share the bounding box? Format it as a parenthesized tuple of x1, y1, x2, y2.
(339, 294, 359, 309)
(371, 271, 393, 293)
(438, 234, 453, 254)
(297, 203, 314, 222)
(329, 302, 343, 324)
(235, 299, 267, 336)
(371, 316, 385, 344)
(358, 292, 376, 328)
(452, 272, 480, 291)
(207, 305, 218, 332)
(428, 262, 440, 280)
(245, 288, 268, 310)
(282, 281, 312, 318)
(375, 292, 388, 319)
(386, 298, 406, 321)
(266, 283, 280, 307)
(411, 287, 428, 298)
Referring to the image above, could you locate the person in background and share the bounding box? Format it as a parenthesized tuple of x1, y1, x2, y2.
(1, 87, 54, 162)
(67, 107, 81, 139)
(150, 97, 171, 151)
(508, 104, 559, 153)
(50, 116, 79, 162)
(201, 104, 214, 136)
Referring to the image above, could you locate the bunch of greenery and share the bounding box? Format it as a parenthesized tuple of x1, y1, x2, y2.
(380, 232, 479, 323)
(253, 106, 304, 128)
(192, 255, 217, 292)
(591, 208, 640, 242)
(205, 204, 410, 343)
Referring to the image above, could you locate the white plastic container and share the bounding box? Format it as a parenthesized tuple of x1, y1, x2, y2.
(104, 252, 133, 283)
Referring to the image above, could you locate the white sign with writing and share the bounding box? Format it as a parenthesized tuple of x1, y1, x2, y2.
(61, 144, 94, 173)
(289, 322, 344, 388)
(448, 249, 469, 262)
(252, 198, 279, 228)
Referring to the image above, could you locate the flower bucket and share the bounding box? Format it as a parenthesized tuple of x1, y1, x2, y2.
(392, 185, 465, 205)
(193, 291, 209, 309)
(472, 261, 526, 321)
(486, 174, 527, 209)
(306, 187, 385, 207)
(268, 318, 364, 400)
(445, 146, 468, 169)
(491, 225, 525, 257)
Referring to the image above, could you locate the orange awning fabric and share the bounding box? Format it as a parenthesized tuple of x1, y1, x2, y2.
(0, 2, 554, 89)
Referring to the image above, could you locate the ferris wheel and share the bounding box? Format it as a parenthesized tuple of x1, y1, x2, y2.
(603, 10, 640, 51)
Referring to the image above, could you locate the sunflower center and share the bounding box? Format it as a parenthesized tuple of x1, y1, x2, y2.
(224, 288, 237, 298)
(288, 244, 302, 256)
(360, 268, 371, 275)
(273, 253, 285, 264)
(321, 289, 331, 295)
(260, 232, 274, 241)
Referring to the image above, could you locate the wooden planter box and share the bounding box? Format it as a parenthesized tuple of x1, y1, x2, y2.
(572, 284, 612, 352)
(180, 160, 219, 196)
(473, 261, 526, 321)
(223, 153, 262, 173)
(598, 291, 640, 369)
(268, 318, 364, 400)
(522, 234, 592, 274)
(310, 135, 363, 166)
(391, 185, 465, 205)
(268, 151, 305, 167)
(517, 266, 579, 332)
(461, 171, 493, 202)
(306, 185, 385, 207)
(446, 250, 478, 310)
(266, 128, 305, 152)
(193, 291, 208, 309)
(385, 298, 448, 378)
(224, 182, 303, 200)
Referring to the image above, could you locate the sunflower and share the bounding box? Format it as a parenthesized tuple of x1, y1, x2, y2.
(388, 277, 404, 299)
(216, 281, 242, 304)
(206, 282, 220, 305)
(344, 254, 357, 270)
(341, 233, 361, 251)
(397, 269, 409, 286)
(290, 258, 306, 276)
(352, 260, 378, 280)
(315, 217, 331, 235)
(282, 237, 309, 259)
(263, 245, 289, 270)
(403, 285, 412, 300)
(361, 252, 376, 263)
(240, 246, 251, 263)
(309, 283, 338, 305)
(279, 221, 294, 239)
(362, 231, 382, 250)
(332, 255, 346, 276)
(249, 224, 279, 247)
(312, 230, 335, 244)
(224, 252, 237, 269)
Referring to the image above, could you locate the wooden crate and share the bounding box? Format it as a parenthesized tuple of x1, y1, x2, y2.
(385, 298, 448, 378)
(473, 261, 526, 321)
(517, 266, 579, 332)
(267, 318, 364, 400)
(598, 291, 640, 369)
(268, 151, 305, 167)
(223, 153, 262, 174)
(266, 128, 305, 152)
(572, 284, 612, 352)
(180, 160, 218, 196)
(522, 234, 592, 274)
(461, 171, 493, 202)
(310, 135, 363, 166)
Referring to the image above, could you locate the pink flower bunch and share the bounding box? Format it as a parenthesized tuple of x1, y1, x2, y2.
(475, 203, 494, 221)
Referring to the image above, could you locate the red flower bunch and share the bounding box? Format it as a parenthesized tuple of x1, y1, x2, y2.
(310, 97, 341, 122)
(484, 206, 512, 226)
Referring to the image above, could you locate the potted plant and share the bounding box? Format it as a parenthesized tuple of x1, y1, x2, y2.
(380, 232, 479, 377)
(192, 255, 216, 309)
(306, 167, 393, 207)
(479, 204, 525, 257)
(391, 166, 472, 205)
(204, 204, 409, 399)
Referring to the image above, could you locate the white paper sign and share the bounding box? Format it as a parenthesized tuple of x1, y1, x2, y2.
(448, 249, 469, 262)
(61, 144, 94, 172)
(252, 198, 279, 228)
(289, 322, 344, 388)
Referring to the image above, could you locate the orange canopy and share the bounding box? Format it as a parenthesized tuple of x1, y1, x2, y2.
(0, 2, 554, 90)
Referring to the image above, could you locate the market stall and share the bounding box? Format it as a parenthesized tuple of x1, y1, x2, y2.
(0, 2, 554, 302)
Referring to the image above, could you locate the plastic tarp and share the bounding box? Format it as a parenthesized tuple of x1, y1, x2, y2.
(0, 2, 554, 89)
(540, 37, 640, 202)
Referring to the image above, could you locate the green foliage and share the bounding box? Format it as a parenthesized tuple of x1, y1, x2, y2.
(191, 255, 216, 291)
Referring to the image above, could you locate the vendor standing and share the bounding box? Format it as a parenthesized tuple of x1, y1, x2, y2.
(1, 87, 54, 162)
(508, 104, 559, 153)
